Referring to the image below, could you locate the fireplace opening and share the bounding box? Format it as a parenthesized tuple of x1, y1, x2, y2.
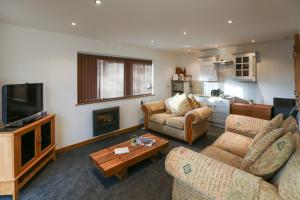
(93, 107, 119, 137)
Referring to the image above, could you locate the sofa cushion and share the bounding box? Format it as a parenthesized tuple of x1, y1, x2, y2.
(150, 113, 173, 125)
(271, 131, 300, 186)
(278, 151, 300, 200)
(187, 94, 201, 109)
(246, 132, 295, 179)
(280, 116, 298, 133)
(277, 132, 300, 200)
(240, 128, 285, 170)
(166, 117, 185, 130)
(213, 131, 252, 158)
(165, 93, 192, 116)
(250, 113, 284, 148)
(201, 146, 243, 168)
(165, 94, 179, 114)
(259, 182, 283, 200)
(175, 98, 193, 116)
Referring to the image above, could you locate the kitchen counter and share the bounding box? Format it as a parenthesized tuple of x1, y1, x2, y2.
(196, 95, 236, 103)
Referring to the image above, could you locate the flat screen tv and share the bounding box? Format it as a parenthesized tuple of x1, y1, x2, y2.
(2, 83, 43, 124)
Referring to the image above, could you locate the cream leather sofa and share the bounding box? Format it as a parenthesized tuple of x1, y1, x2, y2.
(141, 100, 213, 145)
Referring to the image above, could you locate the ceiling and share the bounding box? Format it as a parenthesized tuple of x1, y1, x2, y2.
(0, 0, 299, 52)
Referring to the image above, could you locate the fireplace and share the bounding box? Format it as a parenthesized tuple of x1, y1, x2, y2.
(93, 107, 119, 137)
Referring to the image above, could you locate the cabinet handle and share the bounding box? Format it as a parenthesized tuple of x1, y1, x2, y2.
(253, 55, 256, 77)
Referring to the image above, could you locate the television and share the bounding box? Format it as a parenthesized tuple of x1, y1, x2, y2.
(2, 83, 43, 124)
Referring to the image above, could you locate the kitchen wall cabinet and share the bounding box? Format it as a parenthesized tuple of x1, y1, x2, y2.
(234, 52, 257, 82)
(199, 56, 218, 82)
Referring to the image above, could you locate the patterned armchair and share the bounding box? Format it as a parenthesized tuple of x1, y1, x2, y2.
(141, 100, 213, 145)
(166, 147, 282, 200)
(165, 114, 300, 200)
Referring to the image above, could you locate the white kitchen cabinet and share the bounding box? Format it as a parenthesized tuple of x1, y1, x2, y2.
(234, 52, 257, 82)
(199, 56, 218, 82)
(196, 96, 234, 128)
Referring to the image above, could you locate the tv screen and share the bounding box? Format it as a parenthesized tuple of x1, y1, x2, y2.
(2, 83, 43, 124)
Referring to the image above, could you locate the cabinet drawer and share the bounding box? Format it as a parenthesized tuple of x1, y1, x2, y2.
(213, 112, 228, 124)
(212, 101, 229, 113)
(230, 103, 272, 120)
(252, 107, 271, 120)
(231, 106, 251, 116)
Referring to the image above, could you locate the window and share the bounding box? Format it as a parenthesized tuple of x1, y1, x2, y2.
(132, 63, 153, 95)
(99, 60, 124, 99)
(77, 53, 153, 104)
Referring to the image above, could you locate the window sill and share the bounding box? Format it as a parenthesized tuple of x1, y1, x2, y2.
(76, 93, 155, 106)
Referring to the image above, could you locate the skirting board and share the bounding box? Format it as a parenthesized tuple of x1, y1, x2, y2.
(56, 124, 144, 154)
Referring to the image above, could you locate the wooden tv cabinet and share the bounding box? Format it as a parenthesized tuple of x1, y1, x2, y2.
(0, 114, 56, 200)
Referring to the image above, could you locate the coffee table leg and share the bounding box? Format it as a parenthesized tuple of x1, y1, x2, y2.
(115, 168, 128, 180)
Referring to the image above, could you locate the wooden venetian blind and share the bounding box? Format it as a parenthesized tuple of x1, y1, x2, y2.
(77, 53, 98, 104)
(77, 52, 153, 105)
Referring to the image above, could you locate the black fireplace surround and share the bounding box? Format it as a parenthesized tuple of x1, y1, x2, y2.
(93, 107, 119, 137)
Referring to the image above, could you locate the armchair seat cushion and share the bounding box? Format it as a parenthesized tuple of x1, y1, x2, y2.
(166, 116, 185, 130)
(150, 113, 174, 125)
(213, 131, 252, 158)
(201, 146, 243, 168)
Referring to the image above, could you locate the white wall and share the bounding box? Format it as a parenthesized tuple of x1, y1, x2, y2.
(178, 39, 295, 105)
(0, 23, 176, 148)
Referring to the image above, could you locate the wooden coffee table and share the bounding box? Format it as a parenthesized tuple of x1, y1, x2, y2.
(89, 133, 169, 180)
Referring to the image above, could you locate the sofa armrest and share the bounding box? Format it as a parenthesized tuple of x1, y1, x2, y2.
(184, 107, 212, 145)
(185, 107, 213, 124)
(141, 100, 165, 114)
(165, 147, 282, 200)
(141, 100, 166, 129)
(225, 114, 270, 138)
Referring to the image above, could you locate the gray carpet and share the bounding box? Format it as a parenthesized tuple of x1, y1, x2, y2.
(0, 126, 223, 200)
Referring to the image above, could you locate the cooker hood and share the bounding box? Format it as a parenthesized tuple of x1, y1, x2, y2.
(213, 59, 233, 65)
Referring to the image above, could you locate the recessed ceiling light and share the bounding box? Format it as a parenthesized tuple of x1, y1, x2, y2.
(95, 0, 101, 5)
(183, 32, 187, 35)
(251, 40, 255, 43)
(71, 22, 76, 26)
(227, 20, 233, 24)
(184, 45, 191, 48)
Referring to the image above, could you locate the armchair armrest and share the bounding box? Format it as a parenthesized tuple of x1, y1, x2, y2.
(225, 114, 270, 138)
(165, 147, 282, 200)
(141, 100, 166, 129)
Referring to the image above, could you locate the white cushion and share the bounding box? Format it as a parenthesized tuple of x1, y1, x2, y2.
(165, 93, 192, 116)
